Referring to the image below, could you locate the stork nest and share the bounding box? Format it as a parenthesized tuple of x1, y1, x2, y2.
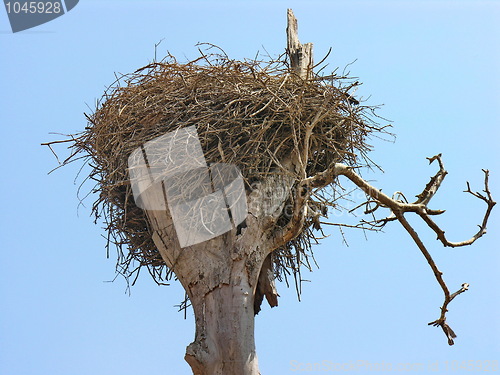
(57, 51, 388, 287)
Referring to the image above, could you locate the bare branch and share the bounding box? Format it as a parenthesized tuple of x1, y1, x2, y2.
(308, 154, 495, 345)
(428, 283, 469, 345)
(396, 211, 468, 345)
(418, 169, 496, 247)
(394, 211, 450, 297)
(414, 153, 448, 206)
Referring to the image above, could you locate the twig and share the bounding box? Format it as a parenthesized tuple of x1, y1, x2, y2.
(428, 283, 469, 345)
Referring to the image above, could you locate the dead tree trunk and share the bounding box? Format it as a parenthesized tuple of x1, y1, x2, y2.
(136, 9, 314, 375)
(143, 173, 294, 374)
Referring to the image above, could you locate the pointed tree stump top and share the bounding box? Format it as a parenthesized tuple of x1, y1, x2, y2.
(287, 8, 314, 80)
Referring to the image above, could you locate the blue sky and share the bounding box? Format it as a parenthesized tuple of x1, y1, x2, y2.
(0, 1, 499, 374)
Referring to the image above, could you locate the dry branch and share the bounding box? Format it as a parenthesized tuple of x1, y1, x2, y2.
(313, 154, 496, 345)
(419, 169, 496, 247)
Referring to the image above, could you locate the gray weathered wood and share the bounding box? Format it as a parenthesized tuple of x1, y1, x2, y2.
(287, 8, 314, 80)
(139, 9, 314, 375)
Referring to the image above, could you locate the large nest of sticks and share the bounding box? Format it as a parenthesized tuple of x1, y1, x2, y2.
(66, 51, 386, 285)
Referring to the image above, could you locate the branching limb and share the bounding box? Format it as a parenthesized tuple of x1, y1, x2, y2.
(305, 154, 495, 345)
(395, 210, 467, 345)
(418, 169, 496, 247)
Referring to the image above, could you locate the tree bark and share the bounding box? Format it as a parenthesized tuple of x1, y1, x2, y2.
(140, 171, 292, 374)
(185, 259, 259, 375)
(135, 9, 313, 374)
